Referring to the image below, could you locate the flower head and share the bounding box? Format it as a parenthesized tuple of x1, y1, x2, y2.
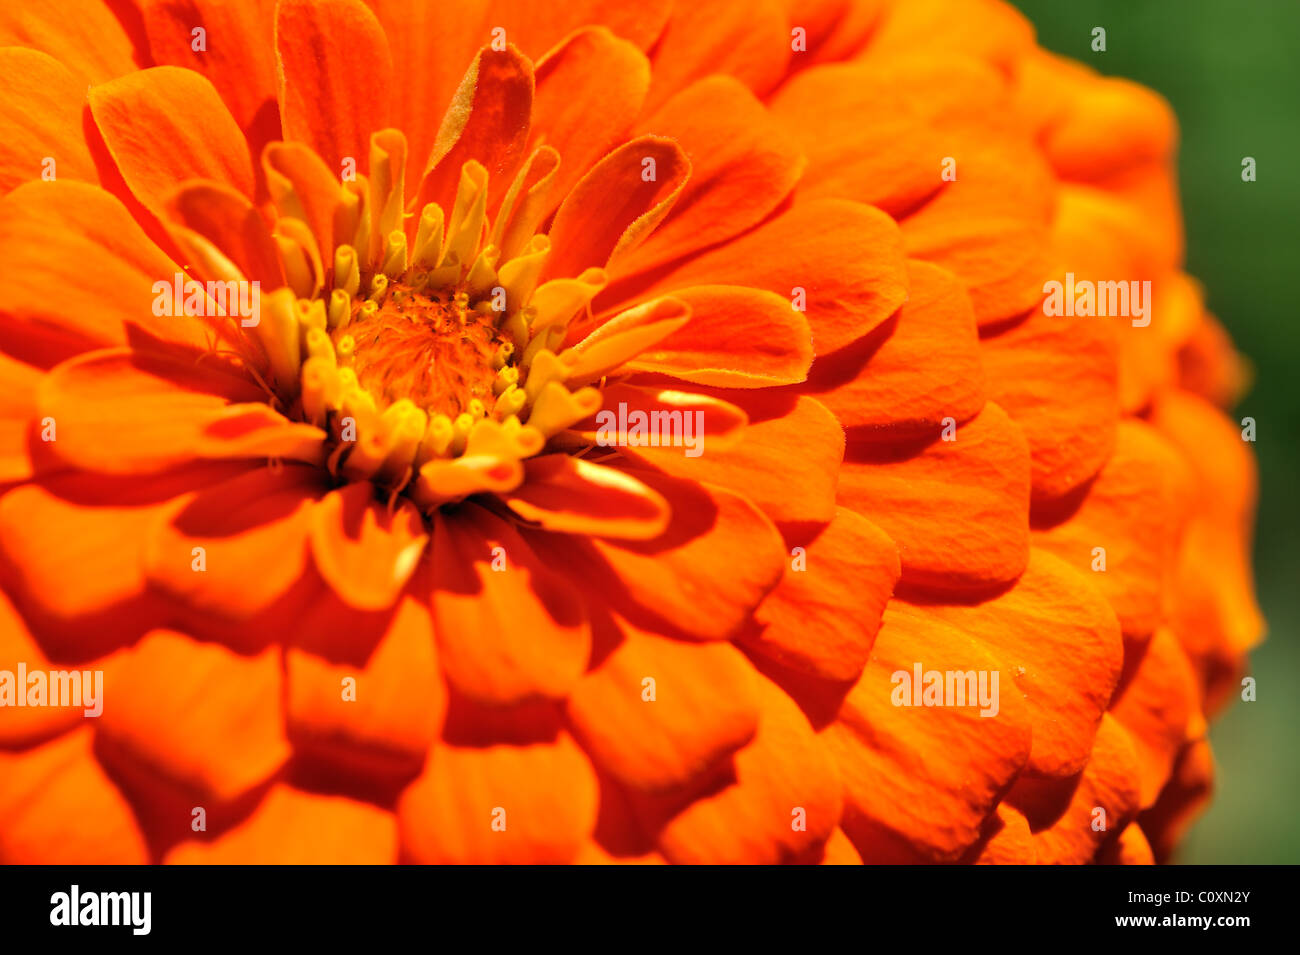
(0, 0, 1262, 864)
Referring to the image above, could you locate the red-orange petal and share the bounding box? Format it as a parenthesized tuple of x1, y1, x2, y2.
(415, 45, 533, 213)
(566, 613, 759, 792)
(430, 504, 590, 704)
(276, 0, 393, 176)
(0, 48, 100, 194)
(39, 348, 325, 475)
(1033, 419, 1194, 639)
(0, 181, 216, 353)
(529, 26, 650, 213)
(644, 0, 790, 112)
(544, 135, 689, 281)
(621, 393, 843, 529)
(624, 198, 907, 357)
(980, 300, 1120, 501)
(285, 593, 445, 772)
(98, 630, 290, 804)
(1109, 629, 1200, 809)
(501, 455, 669, 541)
(805, 259, 985, 434)
(839, 402, 1031, 592)
(573, 470, 786, 640)
(823, 603, 1032, 862)
(144, 464, 325, 619)
(0, 0, 145, 84)
(0, 728, 148, 863)
(166, 784, 397, 863)
(89, 66, 257, 220)
(621, 75, 804, 276)
(397, 732, 597, 864)
(656, 674, 843, 864)
(308, 482, 428, 610)
(905, 549, 1123, 778)
(743, 507, 900, 683)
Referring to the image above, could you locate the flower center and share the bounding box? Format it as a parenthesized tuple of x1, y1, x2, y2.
(236, 153, 612, 508)
(337, 281, 514, 420)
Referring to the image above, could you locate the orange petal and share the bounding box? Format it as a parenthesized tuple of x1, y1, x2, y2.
(1153, 392, 1264, 664)
(39, 348, 325, 475)
(573, 383, 748, 448)
(0, 728, 148, 863)
(544, 135, 690, 281)
(903, 206, 1051, 328)
(906, 549, 1123, 778)
(839, 402, 1031, 592)
(501, 455, 669, 540)
(806, 259, 985, 434)
(644, 0, 791, 112)
(822, 603, 1032, 862)
(276, 0, 393, 176)
(397, 732, 597, 863)
(415, 45, 533, 213)
(0, 588, 92, 746)
(309, 483, 428, 610)
(166, 784, 397, 863)
(566, 613, 759, 792)
(98, 630, 290, 803)
(89, 66, 257, 220)
(769, 62, 945, 217)
(262, 140, 343, 265)
(866, 0, 1033, 74)
(0, 181, 216, 352)
(966, 804, 1037, 864)
(489, 0, 671, 59)
(0, 48, 99, 194)
(140, 0, 280, 153)
(430, 503, 590, 704)
(562, 296, 691, 384)
(1097, 822, 1155, 865)
(0, 0, 145, 84)
(621, 393, 843, 529)
(626, 198, 908, 357)
(145, 464, 325, 619)
(743, 507, 900, 683)
(367, 0, 492, 187)
(529, 26, 650, 213)
(0, 479, 176, 623)
(285, 593, 445, 773)
(657, 675, 843, 864)
(621, 75, 804, 276)
(618, 286, 813, 387)
(1012, 714, 1142, 864)
(165, 181, 286, 287)
(1033, 419, 1194, 639)
(1109, 629, 1199, 809)
(574, 470, 786, 640)
(817, 827, 865, 865)
(1138, 737, 1213, 861)
(980, 299, 1120, 501)
(1045, 75, 1176, 182)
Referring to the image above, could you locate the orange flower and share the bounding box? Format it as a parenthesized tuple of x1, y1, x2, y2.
(0, 0, 1261, 865)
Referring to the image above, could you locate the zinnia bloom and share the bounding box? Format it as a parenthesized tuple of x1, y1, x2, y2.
(0, 0, 1262, 865)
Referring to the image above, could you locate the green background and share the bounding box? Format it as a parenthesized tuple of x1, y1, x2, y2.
(1010, 0, 1299, 863)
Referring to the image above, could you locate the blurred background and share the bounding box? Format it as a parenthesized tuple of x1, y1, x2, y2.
(1011, 0, 1299, 863)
